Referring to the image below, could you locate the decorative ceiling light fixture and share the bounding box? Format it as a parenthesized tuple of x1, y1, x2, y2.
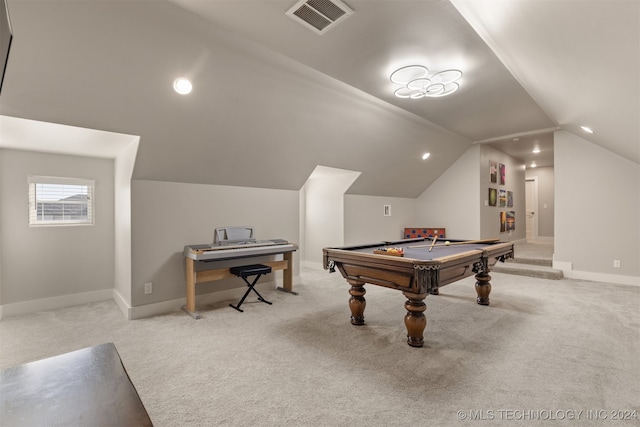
(173, 78, 192, 95)
(390, 65, 462, 99)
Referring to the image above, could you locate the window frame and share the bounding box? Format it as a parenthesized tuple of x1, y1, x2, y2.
(28, 175, 95, 227)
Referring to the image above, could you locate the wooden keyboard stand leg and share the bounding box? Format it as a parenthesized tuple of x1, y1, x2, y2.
(182, 258, 202, 319)
(276, 252, 298, 295)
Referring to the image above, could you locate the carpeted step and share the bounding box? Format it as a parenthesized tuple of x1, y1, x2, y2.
(507, 257, 553, 267)
(493, 261, 564, 280)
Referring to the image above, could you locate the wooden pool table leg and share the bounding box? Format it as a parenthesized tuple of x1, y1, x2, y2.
(403, 291, 427, 347)
(347, 280, 366, 325)
(475, 272, 492, 305)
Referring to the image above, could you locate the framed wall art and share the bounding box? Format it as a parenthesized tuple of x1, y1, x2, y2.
(489, 161, 497, 183)
(489, 188, 497, 206)
(506, 211, 515, 231)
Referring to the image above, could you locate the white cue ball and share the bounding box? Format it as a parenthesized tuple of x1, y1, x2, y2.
(445, 241, 451, 246)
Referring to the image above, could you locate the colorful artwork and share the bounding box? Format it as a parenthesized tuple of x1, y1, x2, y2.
(500, 211, 516, 232)
(499, 189, 507, 207)
(404, 228, 446, 239)
(507, 191, 513, 207)
(490, 161, 497, 183)
(499, 163, 506, 185)
(506, 211, 515, 231)
(489, 188, 497, 206)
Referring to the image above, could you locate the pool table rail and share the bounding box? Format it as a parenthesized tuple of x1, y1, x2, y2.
(323, 240, 514, 295)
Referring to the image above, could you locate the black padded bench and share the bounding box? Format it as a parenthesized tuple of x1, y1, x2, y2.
(229, 264, 272, 312)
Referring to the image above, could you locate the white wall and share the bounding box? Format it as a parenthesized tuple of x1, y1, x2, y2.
(554, 130, 639, 283)
(130, 180, 299, 312)
(344, 195, 417, 245)
(113, 138, 139, 309)
(302, 167, 360, 267)
(416, 145, 481, 239)
(0, 149, 115, 314)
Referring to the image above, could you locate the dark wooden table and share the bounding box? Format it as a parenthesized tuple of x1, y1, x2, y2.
(1, 342, 153, 426)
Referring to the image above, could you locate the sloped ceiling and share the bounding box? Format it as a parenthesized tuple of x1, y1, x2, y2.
(0, 0, 637, 198)
(452, 0, 639, 165)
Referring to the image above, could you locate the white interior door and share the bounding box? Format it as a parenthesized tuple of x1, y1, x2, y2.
(525, 178, 538, 241)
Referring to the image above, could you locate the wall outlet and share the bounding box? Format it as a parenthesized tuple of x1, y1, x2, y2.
(613, 260, 621, 268)
(144, 282, 153, 294)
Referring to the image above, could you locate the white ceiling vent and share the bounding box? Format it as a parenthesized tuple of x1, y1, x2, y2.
(286, 0, 353, 35)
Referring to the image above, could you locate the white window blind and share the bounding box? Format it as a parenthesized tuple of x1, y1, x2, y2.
(28, 176, 95, 226)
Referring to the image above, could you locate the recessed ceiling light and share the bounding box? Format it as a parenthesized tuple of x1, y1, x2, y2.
(173, 78, 192, 95)
(532, 148, 540, 153)
(530, 162, 537, 168)
(422, 152, 431, 160)
(580, 125, 593, 134)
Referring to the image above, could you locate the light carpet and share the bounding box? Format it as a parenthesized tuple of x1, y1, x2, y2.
(1, 267, 638, 426)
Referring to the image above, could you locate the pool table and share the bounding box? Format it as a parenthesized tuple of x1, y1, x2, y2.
(322, 238, 514, 347)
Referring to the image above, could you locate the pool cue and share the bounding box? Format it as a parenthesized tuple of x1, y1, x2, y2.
(428, 236, 437, 252)
(410, 238, 500, 249)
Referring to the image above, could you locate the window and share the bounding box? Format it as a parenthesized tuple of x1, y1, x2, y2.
(28, 176, 95, 226)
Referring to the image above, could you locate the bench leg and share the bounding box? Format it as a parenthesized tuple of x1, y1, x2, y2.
(229, 274, 272, 312)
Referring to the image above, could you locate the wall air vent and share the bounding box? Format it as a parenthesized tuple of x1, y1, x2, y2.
(286, 0, 353, 35)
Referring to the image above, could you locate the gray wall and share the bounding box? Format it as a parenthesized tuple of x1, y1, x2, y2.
(0, 149, 114, 305)
(555, 130, 639, 278)
(416, 145, 481, 239)
(2, 130, 638, 317)
(130, 180, 299, 307)
(415, 144, 525, 242)
(526, 166, 555, 238)
(344, 195, 417, 245)
(479, 145, 526, 241)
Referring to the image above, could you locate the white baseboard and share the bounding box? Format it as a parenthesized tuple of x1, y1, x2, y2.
(554, 260, 639, 286)
(553, 260, 572, 271)
(112, 288, 132, 319)
(120, 277, 301, 320)
(562, 270, 639, 286)
(0, 289, 113, 320)
(1, 277, 302, 321)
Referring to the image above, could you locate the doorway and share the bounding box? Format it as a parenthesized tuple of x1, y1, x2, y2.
(525, 178, 538, 241)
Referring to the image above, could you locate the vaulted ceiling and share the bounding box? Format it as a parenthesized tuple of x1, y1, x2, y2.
(0, 0, 637, 197)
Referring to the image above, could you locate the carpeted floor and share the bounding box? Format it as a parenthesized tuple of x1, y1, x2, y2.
(1, 266, 638, 426)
